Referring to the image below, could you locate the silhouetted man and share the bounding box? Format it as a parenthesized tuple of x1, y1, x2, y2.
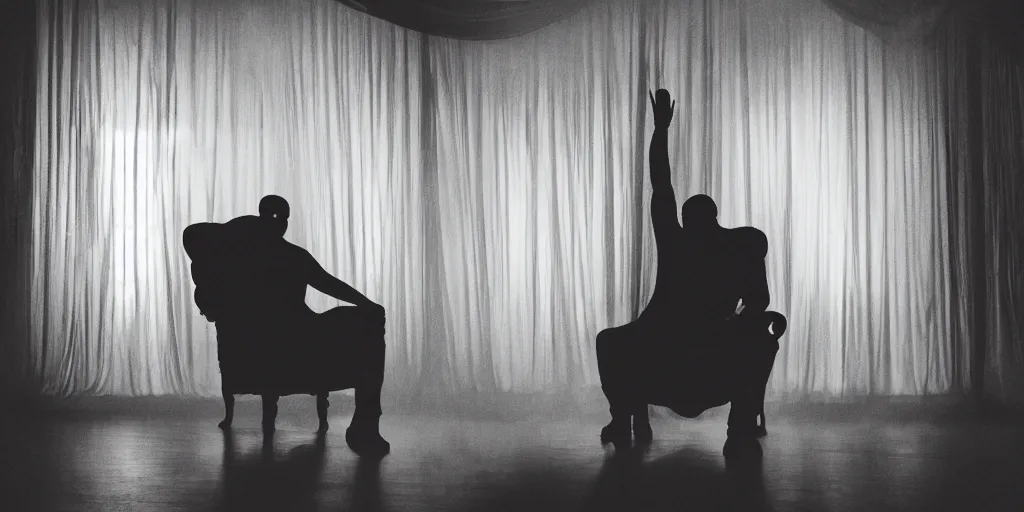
(596, 89, 773, 457)
(185, 195, 390, 456)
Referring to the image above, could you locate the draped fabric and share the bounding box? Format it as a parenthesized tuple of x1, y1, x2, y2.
(22, 0, 964, 401)
(939, 18, 1024, 404)
(334, 0, 595, 40)
(0, 0, 38, 402)
(819, 1, 1024, 64)
(818, 0, 953, 40)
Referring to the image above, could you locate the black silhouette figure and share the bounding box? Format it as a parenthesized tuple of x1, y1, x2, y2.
(596, 89, 786, 458)
(183, 195, 390, 456)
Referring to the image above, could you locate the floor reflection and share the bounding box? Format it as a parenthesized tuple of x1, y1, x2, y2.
(220, 430, 327, 511)
(218, 428, 385, 512)
(3, 408, 1024, 512)
(585, 444, 770, 512)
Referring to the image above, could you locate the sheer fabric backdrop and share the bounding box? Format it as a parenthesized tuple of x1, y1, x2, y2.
(31, 0, 957, 400)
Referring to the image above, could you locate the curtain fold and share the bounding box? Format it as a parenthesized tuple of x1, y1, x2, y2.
(0, 0, 38, 403)
(940, 17, 1024, 404)
(818, 0, 953, 40)
(24, 0, 971, 400)
(337, 0, 595, 40)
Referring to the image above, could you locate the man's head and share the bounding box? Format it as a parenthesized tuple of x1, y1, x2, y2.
(680, 194, 718, 231)
(259, 195, 290, 237)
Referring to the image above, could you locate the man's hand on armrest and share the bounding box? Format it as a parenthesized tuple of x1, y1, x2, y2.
(308, 263, 385, 320)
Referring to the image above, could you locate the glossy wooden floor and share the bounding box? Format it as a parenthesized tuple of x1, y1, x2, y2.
(3, 398, 1024, 511)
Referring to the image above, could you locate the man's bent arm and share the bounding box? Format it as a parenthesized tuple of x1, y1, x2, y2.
(308, 262, 377, 307)
(741, 258, 770, 316)
(740, 231, 771, 315)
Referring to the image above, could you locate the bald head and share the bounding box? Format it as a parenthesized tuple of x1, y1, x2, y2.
(680, 194, 718, 230)
(259, 195, 290, 237)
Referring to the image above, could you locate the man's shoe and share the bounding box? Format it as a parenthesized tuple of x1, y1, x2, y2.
(346, 427, 390, 457)
(600, 419, 632, 445)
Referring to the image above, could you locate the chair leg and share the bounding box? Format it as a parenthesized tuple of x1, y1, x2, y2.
(262, 394, 279, 432)
(218, 382, 234, 430)
(316, 392, 330, 433)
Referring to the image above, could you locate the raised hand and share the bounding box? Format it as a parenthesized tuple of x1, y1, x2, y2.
(649, 89, 675, 130)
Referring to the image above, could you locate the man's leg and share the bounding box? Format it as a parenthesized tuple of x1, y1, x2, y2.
(316, 392, 330, 433)
(723, 334, 776, 458)
(724, 387, 762, 458)
(597, 324, 644, 444)
(261, 394, 279, 432)
(727, 313, 781, 438)
(633, 405, 653, 444)
(345, 317, 389, 456)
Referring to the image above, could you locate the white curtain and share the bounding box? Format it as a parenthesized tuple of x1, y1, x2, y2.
(30, 0, 954, 400)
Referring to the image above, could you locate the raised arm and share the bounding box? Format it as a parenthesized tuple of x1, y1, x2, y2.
(649, 89, 679, 231)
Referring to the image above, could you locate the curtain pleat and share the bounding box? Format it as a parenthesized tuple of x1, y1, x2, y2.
(24, 0, 997, 401)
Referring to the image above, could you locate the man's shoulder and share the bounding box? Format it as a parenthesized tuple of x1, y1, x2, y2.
(223, 215, 262, 234)
(223, 215, 269, 241)
(226, 214, 260, 225)
(278, 239, 316, 263)
(726, 226, 768, 257)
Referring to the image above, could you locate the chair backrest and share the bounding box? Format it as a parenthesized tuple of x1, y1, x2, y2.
(183, 216, 280, 323)
(183, 222, 230, 322)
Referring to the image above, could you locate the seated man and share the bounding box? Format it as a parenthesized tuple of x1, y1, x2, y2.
(184, 195, 389, 456)
(596, 89, 781, 458)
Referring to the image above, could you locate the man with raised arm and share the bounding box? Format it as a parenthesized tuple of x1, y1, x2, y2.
(595, 89, 772, 457)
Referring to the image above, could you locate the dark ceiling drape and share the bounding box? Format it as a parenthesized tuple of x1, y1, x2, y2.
(812, 0, 953, 40)
(338, 0, 1024, 63)
(334, 0, 595, 40)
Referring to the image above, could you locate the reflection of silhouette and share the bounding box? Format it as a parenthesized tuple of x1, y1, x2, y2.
(584, 445, 649, 511)
(220, 430, 327, 511)
(183, 195, 389, 455)
(596, 89, 786, 458)
(724, 455, 771, 511)
(351, 455, 386, 512)
(585, 446, 771, 512)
